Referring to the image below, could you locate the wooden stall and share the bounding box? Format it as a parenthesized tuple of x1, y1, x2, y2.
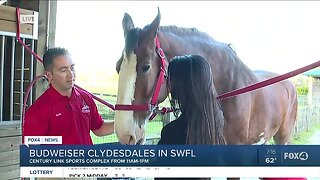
(0, 0, 56, 178)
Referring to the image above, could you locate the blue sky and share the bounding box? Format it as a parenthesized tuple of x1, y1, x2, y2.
(55, 1, 320, 76)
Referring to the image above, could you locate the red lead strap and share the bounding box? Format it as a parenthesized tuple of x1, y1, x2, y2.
(217, 60, 320, 100)
(16, 8, 43, 63)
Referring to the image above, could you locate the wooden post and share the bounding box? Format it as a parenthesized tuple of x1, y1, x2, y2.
(9, 0, 57, 100)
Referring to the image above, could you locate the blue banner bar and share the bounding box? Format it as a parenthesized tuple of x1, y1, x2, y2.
(20, 145, 320, 167)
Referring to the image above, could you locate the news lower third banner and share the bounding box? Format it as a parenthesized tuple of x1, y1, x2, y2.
(20, 145, 320, 178)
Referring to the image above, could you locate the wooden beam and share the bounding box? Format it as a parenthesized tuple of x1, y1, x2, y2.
(0, 123, 21, 137)
(34, 0, 57, 99)
(6, 0, 57, 101)
(0, 149, 19, 164)
(0, 5, 34, 21)
(1, 168, 19, 180)
(0, 5, 38, 39)
(0, 164, 19, 174)
(0, 19, 33, 35)
(0, 164, 20, 180)
(0, 136, 21, 152)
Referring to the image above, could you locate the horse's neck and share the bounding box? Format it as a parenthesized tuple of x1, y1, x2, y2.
(158, 30, 258, 94)
(215, 45, 258, 93)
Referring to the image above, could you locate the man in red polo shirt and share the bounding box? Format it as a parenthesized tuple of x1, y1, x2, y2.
(24, 47, 114, 145)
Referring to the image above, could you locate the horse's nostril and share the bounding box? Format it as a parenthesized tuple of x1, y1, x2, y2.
(127, 135, 136, 145)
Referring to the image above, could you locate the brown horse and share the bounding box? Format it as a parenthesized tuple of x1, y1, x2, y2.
(114, 9, 298, 145)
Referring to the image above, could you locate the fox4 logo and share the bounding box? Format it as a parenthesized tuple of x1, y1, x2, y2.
(283, 152, 308, 161)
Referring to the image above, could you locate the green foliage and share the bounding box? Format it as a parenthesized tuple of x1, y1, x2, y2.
(296, 86, 309, 95)
(291, 75, 309, 95)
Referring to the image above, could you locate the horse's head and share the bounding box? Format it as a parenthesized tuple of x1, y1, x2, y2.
(115, 9, 168, 144)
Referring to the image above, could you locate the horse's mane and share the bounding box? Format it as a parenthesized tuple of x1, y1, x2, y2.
(159, 26, 237, 59)
(125, 25, 229, 60)
(142, 25, 215, 40)
(125, 28, 141, 56)
(159, 26, 206, 37)
(127, 25, 213, 56)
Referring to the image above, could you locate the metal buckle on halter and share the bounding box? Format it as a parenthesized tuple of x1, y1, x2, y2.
(148, 104, 159, 120)
(157, 48, 165, 59)
(148, 104, 157, 113)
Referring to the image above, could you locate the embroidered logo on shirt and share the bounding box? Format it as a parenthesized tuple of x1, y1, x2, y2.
(82, 101, 90, 113)
(55, 113, 62, 117)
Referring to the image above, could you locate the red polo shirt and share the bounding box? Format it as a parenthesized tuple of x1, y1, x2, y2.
(24, 85, 104, 145)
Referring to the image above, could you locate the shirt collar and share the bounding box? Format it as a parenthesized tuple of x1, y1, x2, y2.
(72, 86, 81, 98)
(48, 84, 80, 101)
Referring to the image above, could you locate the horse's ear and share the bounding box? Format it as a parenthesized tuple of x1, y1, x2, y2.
(122, 13, 135, 37)
(146, 8, 161, 39)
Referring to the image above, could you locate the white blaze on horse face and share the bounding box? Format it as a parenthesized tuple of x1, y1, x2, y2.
(115, 51, 140, 144)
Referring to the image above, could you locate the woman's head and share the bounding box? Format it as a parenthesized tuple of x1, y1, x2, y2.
(168, 55, 225, 145)
(168, 55, 213, 111)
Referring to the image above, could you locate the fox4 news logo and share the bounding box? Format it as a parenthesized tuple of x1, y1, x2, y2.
(283, 151, 309, 161)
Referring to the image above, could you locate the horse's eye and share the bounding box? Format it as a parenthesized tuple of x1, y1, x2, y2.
(142, 65, 150, 73)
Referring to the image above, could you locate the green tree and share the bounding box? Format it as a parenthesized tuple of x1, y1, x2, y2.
(292, 75, 309, 95)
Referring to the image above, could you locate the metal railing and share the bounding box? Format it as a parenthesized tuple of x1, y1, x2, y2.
(0, 5, 38, 123)
(295, 95, 320, 134)
(0, 35, 37, 123)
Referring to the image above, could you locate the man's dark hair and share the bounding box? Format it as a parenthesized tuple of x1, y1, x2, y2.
(43, 47, 70, 71)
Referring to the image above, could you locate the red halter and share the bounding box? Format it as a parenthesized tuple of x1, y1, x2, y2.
(114, 36, 169, 120)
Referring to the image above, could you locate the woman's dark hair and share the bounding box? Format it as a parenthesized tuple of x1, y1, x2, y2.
(168, 55, 226, 145)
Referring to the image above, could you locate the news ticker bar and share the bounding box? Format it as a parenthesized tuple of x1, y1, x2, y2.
(20, 145, 320, 166)
(20, 167, 320, 178)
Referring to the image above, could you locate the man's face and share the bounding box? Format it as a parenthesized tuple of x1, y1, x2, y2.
(46, 55, 75, 93)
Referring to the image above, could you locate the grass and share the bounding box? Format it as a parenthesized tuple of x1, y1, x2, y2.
(91, 118, 163, 144)
(267, 123, 320, 145)
(291, 123, 320, 144)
